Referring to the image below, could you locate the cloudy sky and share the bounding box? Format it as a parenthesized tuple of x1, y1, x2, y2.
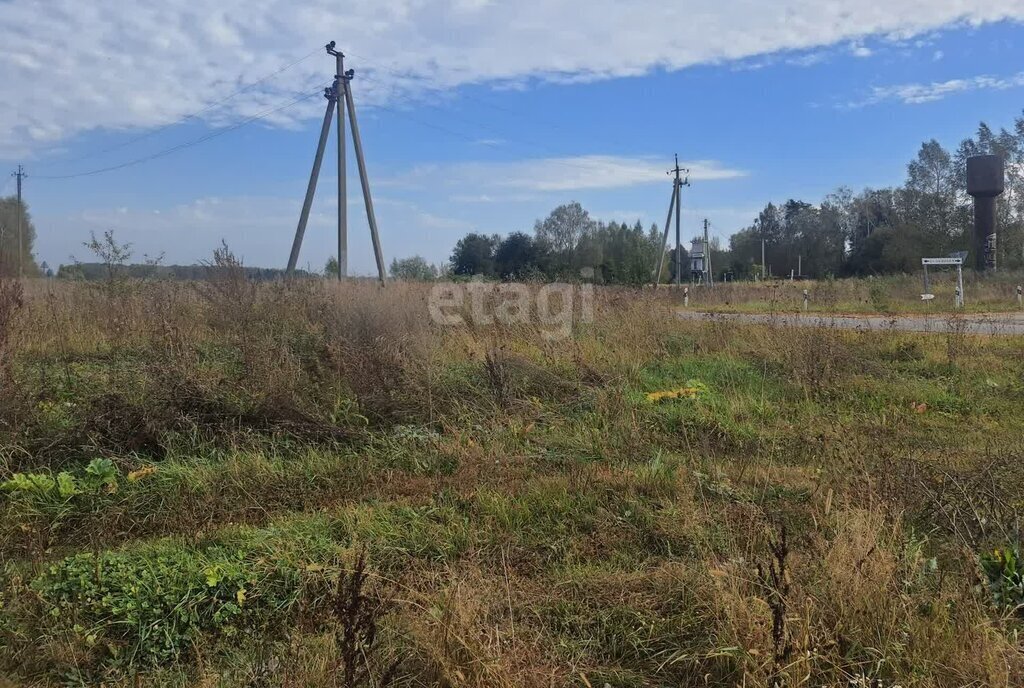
(3, 1, 1024, 273)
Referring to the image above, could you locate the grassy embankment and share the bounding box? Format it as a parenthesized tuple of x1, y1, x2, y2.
(1, 270, 1023, 687)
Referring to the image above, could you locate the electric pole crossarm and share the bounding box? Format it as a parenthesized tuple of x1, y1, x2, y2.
(287, 90, 336, 274)
(343, 77, 387, 284)
(653, 180, 677, 286)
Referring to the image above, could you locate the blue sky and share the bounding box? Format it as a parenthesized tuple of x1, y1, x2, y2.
(3, 2, 1024, 274)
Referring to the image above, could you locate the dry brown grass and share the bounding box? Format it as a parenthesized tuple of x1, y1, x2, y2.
(0, 274, 1022, 687)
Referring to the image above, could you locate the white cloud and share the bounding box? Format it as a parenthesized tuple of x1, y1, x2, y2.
(4, 1, 1024, 156)
(849, 42, 874, 58)
(393, 155, 746, 194)
(849, 71, 1024, 106)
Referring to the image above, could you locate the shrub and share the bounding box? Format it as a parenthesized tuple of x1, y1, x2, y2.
(980, 547, 1024, 616)
(1, 458, 123, 539)
(21, 541, 308, 677)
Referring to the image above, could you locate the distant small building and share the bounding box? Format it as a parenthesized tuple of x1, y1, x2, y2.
(689, 240, 706, 282)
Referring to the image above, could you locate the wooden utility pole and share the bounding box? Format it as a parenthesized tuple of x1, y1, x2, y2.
(287, 42, 385, 284)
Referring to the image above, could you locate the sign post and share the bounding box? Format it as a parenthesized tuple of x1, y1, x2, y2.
(922, 257, 964, 308)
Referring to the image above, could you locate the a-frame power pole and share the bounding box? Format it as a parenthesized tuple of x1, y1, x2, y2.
(652, 154, 689, 287)
(287, 41, 386, 283)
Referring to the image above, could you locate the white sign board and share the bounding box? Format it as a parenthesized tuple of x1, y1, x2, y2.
(922, 257, 963, 266)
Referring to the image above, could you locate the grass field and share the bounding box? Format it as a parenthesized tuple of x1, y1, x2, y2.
(677, 271, 1024, 315)
(1, 269, 1023, 687)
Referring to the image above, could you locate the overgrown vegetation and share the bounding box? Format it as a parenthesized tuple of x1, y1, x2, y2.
(1, 271, 1023, 686)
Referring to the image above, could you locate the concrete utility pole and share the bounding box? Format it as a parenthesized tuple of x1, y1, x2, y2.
(761, 238, 766, 280)
(666, 154, 689, 287)
(342, 66, 387, 282)
(12, 164, 25, 278)
(287, 87, 336, 274)
(287, 42, 386, 284)
(652, 179, 678, 286)
(334, 47, 347, 279)
(703, 218, 712, 286)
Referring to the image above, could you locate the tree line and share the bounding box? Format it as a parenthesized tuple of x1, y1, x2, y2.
(393, 112, 1024, 283)
(388, 202, 690, 284)
(727, 115, 1024, 278)
(6, 113, 1023, 284)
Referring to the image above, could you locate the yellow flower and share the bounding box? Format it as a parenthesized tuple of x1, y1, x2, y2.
(646, 379, 708, 403)
(127, 466, 159, 482)
(236, 588, 246, 606)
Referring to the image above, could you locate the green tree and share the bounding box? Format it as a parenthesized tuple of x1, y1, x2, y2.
(0, 196, 39, 277)
(533, 202, 597, 276)
(449, 233, 499, 276)
(494, 232, 544, 280)
(389, 255, 438, 281)
(324, 256, 339, 277)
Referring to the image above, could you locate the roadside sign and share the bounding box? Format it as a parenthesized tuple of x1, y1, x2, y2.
(921, 294, 935, 301)
(922, 257, 963, 266)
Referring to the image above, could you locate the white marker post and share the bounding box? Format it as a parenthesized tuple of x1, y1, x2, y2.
(683, 286, 689, 308)
(1018, 285, 1022, 310)
(802, 288, 809, 312)
(922, 256, 965, 309)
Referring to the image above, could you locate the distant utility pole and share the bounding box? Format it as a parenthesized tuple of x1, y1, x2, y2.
(761, 238, 766, 280)
(287, 42, 386, 283)
(12, 164, 25, 278)
(653, 155, 690, 287)
(703, 218, 712, 287)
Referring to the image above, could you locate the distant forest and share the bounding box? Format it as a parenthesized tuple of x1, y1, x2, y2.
(55, 263, 312, 282)
(434, 113, 1024, 283)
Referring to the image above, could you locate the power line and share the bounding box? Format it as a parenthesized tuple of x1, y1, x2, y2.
(36, 46, 323, 168)
(345, 49, 574, 135)
(350, 56, 651, 177)
(34, 87, 326, 180)
(364, 94, 668, 180)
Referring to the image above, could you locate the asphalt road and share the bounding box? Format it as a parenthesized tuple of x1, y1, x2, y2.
(677, 310, 1024, 336)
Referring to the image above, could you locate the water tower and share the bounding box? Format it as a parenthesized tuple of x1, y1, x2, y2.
(966, 155, 1004, 271)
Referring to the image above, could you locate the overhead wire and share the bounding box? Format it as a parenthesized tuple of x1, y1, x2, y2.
(33, 86, 327, 180)
(349, 54, 658, 178)
(26, 43, 695, 216)
(357, 73, 663, 179)
(35, 46, 323, 168)
(344, 48, 575, 135)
